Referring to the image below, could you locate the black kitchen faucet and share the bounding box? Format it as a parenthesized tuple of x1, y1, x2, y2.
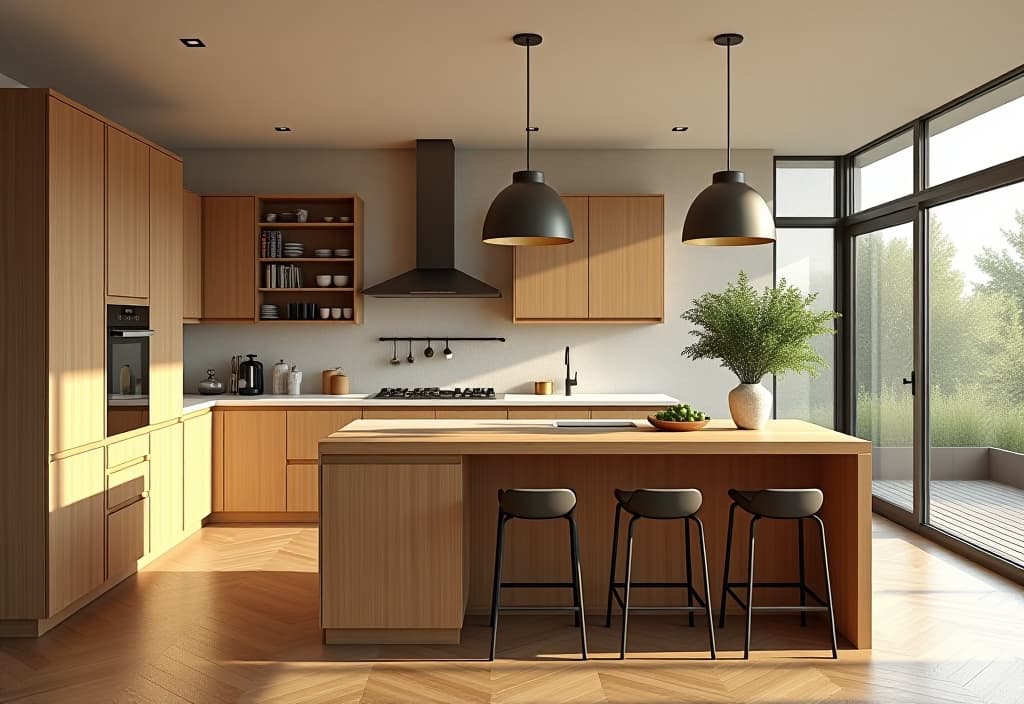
(564, 345, 578, 396)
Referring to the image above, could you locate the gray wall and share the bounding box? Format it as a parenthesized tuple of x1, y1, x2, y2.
(182, 148, 773, 418)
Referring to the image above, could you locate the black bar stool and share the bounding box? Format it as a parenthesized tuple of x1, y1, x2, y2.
(489, 488, 587, 661)
(605, 488, 716, 659)
(719, 488, 838, 659)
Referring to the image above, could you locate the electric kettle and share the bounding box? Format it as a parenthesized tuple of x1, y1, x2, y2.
(238, 354, 264, 395)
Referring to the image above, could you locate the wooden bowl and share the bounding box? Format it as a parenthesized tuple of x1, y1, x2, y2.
(647, 416, 710, 432)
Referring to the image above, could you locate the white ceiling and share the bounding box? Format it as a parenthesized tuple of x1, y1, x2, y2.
(0, 0, 1021, 154)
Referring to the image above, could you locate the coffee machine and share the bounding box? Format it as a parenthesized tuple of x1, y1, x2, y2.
(238, 354, 264, 395)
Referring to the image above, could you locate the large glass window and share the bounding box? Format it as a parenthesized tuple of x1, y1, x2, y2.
(928, 75, 1024, 186)
(775, 228, 835, 426)
(775, 160, 835, 217)
(853, 129, 914, 212)
(926, 183, 1024, 566)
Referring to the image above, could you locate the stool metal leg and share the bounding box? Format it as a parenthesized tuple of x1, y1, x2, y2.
(619, 516, 639, 659)
(605, 504, 623, 628)
(693, 515, 717, 659)
(719, 502, 738, 628)
(568, 514, 588, 660)
(798, 518, 807, 627)
(684, 518, 695, 627)
(812, 515, 839, 659)
(489, 512, 509, 661)
(744, 515, 761, 660)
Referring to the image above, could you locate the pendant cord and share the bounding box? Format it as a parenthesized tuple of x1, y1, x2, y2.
(726, 42, 731, 171)
(526, 42, 531, 171)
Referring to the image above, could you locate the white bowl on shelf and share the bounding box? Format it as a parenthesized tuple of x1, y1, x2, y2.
(315, 275, 332, 287)
(332, 275, 350, 287)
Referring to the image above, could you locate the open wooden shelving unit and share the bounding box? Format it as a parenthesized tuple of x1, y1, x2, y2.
(255, 195, 363, 324)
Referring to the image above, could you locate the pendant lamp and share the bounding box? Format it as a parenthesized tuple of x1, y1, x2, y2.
(482, 33, 574, 246)
(682, 33, 774, 246)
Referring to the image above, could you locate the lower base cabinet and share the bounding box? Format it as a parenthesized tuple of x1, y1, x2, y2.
(48, 449, 105, 616)
(183, 413, 212, 525)
(150, 424, 184, 555)
(107, 499, 147, 578)
(286, 464, 319, 512)
(223, 410, 287, 512)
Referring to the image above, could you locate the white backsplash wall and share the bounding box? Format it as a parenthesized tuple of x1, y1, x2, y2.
(182, 148, 773, 419)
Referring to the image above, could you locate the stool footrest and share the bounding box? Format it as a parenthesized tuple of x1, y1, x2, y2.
(724, 584, 828, 612)
(496, 605, 581, 612)
(610, 585, 708, 611)
(500, 581, 575, 589)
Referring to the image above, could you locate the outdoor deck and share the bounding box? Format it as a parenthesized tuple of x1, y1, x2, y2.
(874, 479, 1024, 565)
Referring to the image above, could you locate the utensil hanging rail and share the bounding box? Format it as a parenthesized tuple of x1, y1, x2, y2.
(378, 337, 506, 343)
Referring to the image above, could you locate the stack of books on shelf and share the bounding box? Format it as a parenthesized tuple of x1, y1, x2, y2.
(260, 230, 284, 258)
(264, 263, 303, 289)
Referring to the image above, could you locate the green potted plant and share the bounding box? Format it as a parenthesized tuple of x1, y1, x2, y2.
(680, 271, 839, 429)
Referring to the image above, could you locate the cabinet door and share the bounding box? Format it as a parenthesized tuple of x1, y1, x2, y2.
(202, 196, 255, 320)
(106, 127, 150, 300)
(182, 190, 202, 320)
(286, 410, 362, 461)
(150, 424, 184, 555)
(507, 409, 592, 420)
(588, 196, 664, 320)
(48, 449, 104, 616)
(513, 196, 589, 320)
(286, 464, 319, 512)
(183, 413, 212, 526)
(107, 499, 147, 578)
(148, 149, 184, 424)
(48, 98, 106, 453)
(223, 411, 286, 511)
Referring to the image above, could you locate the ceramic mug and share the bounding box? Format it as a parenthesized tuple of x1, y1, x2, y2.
(295, 208, 309, 223)
(342, 307, 353, 320)
(331, 307, 342, 320)
(319, 308, 331, 319)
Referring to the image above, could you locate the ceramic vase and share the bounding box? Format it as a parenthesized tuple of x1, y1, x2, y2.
(728, 382, 772, 429)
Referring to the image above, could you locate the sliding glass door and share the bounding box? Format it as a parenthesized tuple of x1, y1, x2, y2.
(926, 183, 1024, 566)
(853, 219, 917, 513)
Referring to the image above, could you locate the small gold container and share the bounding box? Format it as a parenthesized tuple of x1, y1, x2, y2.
(534, 381, 553, 395)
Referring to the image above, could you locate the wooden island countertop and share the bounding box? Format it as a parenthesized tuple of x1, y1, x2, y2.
(318, 418, 872, 651)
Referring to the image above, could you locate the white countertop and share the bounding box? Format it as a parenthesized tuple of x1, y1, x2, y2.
(182, 393, 678, 415)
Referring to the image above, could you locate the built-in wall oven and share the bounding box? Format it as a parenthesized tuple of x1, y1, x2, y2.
(107, 304, 154, 436)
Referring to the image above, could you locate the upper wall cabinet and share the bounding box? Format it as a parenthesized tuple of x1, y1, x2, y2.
(202, 196, 256, 320)
(513, 195, 664, 323)
(106, 127, 150, 301)
(182, 190, 202, 321)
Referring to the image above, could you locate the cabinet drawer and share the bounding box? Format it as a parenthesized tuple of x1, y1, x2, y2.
(507, 409, 592, 420)
(287, 464, 319, 512)
(362, 409, 435, 420)
(107, 498, 147, 578)
(107, 459, 149, 509)
(286, 410, 362, 461)
(107, 433, 149, 468)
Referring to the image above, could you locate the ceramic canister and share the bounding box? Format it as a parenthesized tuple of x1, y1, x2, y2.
(287, 367, 303, 396)
(271, 359, 290, 395)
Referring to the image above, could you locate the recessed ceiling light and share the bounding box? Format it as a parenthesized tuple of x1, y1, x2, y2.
(672, 126, 689, 132)
(274, 126, 292, 132)
(179, 38, 205, 48)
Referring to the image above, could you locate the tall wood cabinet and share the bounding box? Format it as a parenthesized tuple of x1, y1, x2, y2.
(0, 89, 187, 635)
(182, 190, 203, 321)
(202, 196, 256, 320)
(513, 195, 665, 323)
(150, 423, 185, 555)
(106, 127, 151, 301)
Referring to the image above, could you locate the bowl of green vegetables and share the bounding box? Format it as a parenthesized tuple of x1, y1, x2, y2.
(648, 404, 710, 431)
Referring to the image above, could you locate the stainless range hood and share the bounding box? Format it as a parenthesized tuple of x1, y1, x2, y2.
(363, 139, 501, 298)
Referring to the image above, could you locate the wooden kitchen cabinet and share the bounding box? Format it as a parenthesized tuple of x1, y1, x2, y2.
(223, 410, 287, 511)
(286, 409, 362, 461)
(362, 409, 435, 420)
(202, 196, 256, 320)
(513, 194, 664, 323)
(47, 97, 106, 453)
(182, 190, 202, 321)
(513, 196, 589, 320)
(588, 196, 664, 320)
(107, 498, 147, 579)
(148, 149, 184, 425)
(287, 464, 319, 512)
(183, 413, 213, 527)
(106, 127, 150, 301)
(48, 449, 105, 616)
(149, 423, 184, 555)
(507, 408, 593, 420)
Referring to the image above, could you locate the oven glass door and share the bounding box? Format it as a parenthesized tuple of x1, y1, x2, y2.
(107, 334, 150, 436)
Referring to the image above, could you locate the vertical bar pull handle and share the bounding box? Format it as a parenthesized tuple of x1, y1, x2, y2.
(902, 371, 915, 395)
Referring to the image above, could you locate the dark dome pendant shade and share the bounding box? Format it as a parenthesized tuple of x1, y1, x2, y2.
(682, 33, 774, 246)
(483, 33, 574, 246)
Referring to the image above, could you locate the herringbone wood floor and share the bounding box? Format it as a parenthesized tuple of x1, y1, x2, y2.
(1, 517, 1021, 703)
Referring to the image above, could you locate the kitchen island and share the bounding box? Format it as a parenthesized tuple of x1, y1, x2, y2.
(318, 418, 872, 649)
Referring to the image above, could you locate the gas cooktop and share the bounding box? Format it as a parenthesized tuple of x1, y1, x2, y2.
(373, 387, 501, 400)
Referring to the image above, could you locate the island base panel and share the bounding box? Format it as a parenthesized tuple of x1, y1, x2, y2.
(324, 628, 462, 645)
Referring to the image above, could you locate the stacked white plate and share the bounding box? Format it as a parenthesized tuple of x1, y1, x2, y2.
(260, 304, 280, 320)
(314, 249, 334, 258)
(334, 248, 353, 257)
(283, 243, 304, 258)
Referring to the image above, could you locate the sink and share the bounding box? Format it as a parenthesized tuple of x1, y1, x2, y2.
(553, 420, 637, 428)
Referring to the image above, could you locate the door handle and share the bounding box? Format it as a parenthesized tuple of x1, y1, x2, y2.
(902, 371, 915, 395)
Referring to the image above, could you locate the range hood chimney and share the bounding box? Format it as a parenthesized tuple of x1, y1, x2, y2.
(363, 139, 501, 298)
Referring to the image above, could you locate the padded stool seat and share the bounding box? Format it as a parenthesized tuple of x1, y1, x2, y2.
(727, 488, 823, 519)
(615, 488, 703, 519)
(500, 488, 577, 519)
